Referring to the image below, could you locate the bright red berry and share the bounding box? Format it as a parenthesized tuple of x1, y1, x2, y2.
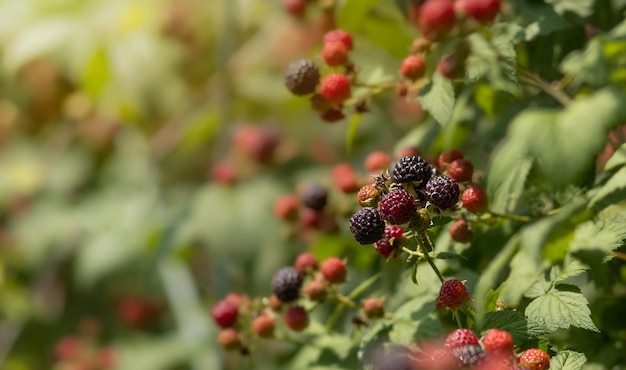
(418, 0, 457, 41)
(461, 0, 501, 23)
(365, 151, 392, 172)
(438, 149, 464, 170)
(322, 42, 349, 66)
(482, 329, 514, 354)
(462, 185, 488, 213)
(252, 315, 275, 337)
(320, 73, 351, 104)
(282, 0, 307, 17)
(274, 194, 300, 220)
(373, 225, 405, 258)
(332, 164, 360, 193)
(321, 257, 347, 283)
(294, 252, 319, 274)
(217, 328, 242, 350)
(401, 55, 427, 80)
(378, 188, 418, 225)
(211, 299, 239, 328)
(362, 297, 385, 319)
(323, 29, 354, 51)
(519, 348, 551, 370)
(284, 306, 309, 331)
(448, 158, 474, 182)
(437, 279, 470, 310)
(445, 328, 480, 349)
(449, 219, 473, 243)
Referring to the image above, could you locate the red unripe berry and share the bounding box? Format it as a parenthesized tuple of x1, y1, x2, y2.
(282, 0, 307, 17)
(437, 54, 461, 79)
(97, 347, 117, 369)
(322, 42, 349, 66)
(448, 158, 474, 182)
(482, 329, 514, 354)
(437, 278, 470, 310)
(444, 328, 479, 349)
(462, 185, 488, 213)
(362, 297, 385, 318)
(320, 108, 345, 123)
(378, 188, 418, 225)
(449, 219, 473, 243)
(357, 183, 381, 207)
(398, 147, 420, 158)
(211, 299, 239, 328)
(252, 315, 275, 337)
(418, 0, 457, 41)
(299, 208, 322, 228)
(401, 55, 427, 80)
(274, 194, 300, 220)
(320, 73, 351, 104)
(54, 336, 82, 361)
(519, 348, 551, 370)
(438, 149, 464, 170)
(268, 294, 283, 311)
(294, 252, 319, 274)
(365, 151, 392, 172)
(332, 164, 360, 193)
(118, 297, 162, 328)
(461, 0, 501, 23)
(217, 328, 242, 350)
(284, 306, 309, 331)
(211, 161, 236, 185)
(304, 275, 328, 302)
(321, 257, 347, 283)
(323, 29, 354, 51)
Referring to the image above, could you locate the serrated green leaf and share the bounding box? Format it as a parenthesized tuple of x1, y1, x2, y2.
(481, 311, 538, 344)
(552, 260, 589, 283)
(549, 350, 588, 370)
(418, 73, 455, 126)
(569, 215, 626, 260)
(604, 144, 626, 171)
(508, 0, 570, 40)
(590, 167, 626, 211)
(525, 291, 599, 332)
(466, 33, 519, 97)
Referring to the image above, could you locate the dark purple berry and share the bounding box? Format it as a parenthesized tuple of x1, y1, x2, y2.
(301, 184, 328, 211)
(378, 188, 417, 225)
(349, 207, 385, 245)
(390, 156, 432, 187)
(284, 59, 320, 96)
(272, 267, 303, 303)
(425, 175, 459, 209)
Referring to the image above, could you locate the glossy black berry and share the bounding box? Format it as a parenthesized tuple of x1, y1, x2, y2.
(272, 267, 303, 303)
(284, 59, 320, 96)
(301, 184, 328, 211)
(425, 175, 459, 209)
(349, 207, 385, 245)
(452, 345, 486, 368)
(390, 156, 432, 186)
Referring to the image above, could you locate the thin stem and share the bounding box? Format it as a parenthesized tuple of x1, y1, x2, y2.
(336, 294, 358, 308)
(402, 247, 423, 258)
(517, 67, 572, 106)
(418, 234, 446, 284)
(487, 210, 532, 222)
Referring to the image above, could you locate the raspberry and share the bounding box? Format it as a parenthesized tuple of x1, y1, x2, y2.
(271, 267, 304, 303)
(437, 53, 462, 79)
(323, 29, 354, 51)
(378, 188, 417, 225)
(304, 275, 328, 302)
(299, 208, 322, 228)
(449, 219, 473, 243)
(445, 328, 480, 349)
(448, 158, 474, 182)
(301, 184, 328, 211)
(365, 151, 392, 172)
(390, 155, 432, 186)
(322, 42, 349, 66)
(284, 306, 308, 331)
(320, 108, 345, 122)
(211, 161, 236, 185)
(437, 278, 469, 310)
(332, 164, 360, 193)
(320, 73, 351, 104)
(211, 299, 239, 328)
(285, 59, 320, 96)
(349, 207, 386, 245)
(461, 0, 501, 23)
(401, 55, 427, 80)
(425, 175, 459, 209)
(357, 183, 381, 207)
(462, 185, 488, 213)
(453, 345, 486, 367)
(438, 149, 464, 170)
(362, 297, 385, 318)
(217, 328, 241, 350)
(282, 0, 307, 17)
(321, 257, 347, 283)
(294, 252, 319, 274)
(482, 329, 514, 354)
(252, 315, 275, 337)
(419, 0, 457, 41)
(373, 225, 405, 258)
(519, 348, 550, 370)
(385, 225, 405, 239)
(274, 194, 300, 220)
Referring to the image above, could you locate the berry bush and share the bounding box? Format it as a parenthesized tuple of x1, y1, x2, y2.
(0, 0, 625, 369)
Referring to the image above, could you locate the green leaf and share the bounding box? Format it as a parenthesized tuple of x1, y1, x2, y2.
(481, 310, 545, 344)
(436, 251, 467, 261)
(546, 0, 594, 18)
(549, 350, 588, 370)
(486, 147, 533, 214)
(569, 215, 626, 260)
(337, 0, 381, 32)
(466, 33, 519, 97)
(525, 290, 599, 333)
(508, 0, 570, 40)
(552, 259, 589, 283)
(604, 144, 626, 171)
(418, 73, 455, 126)
(360, 10, 414, 58)
(346, 113, 362, 154)
(589, 167, 626, 211)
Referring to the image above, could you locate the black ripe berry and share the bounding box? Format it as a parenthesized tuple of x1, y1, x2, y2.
(349, 207, 385, 245)
(425, 175, 459, 209)
(272, 267, 303, 303)
(390, 156, 432, 187)
(301, 184, 328, 211)
(284, 59, 320, 96)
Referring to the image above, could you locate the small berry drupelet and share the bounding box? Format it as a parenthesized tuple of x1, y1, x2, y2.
(401, 55, 427, 80)
(294, 252, 319, 274)
(390, 155, 432, 186)
(284, 59, 320, 96)
(271, 267, 304, 303)
(301, 184, 328, 211)
(284, 306, 309, 331)
(448, 158, 474, 182)
(418, 0, 457, 41)
(519, 348, 551, 370)
(462, 185, 488, 213)
(378, 188, 417, 225)
(349, 207, 386, 245)
(212, 299, 239, 328)
(425, 175, 460, 209)
(322, 42, 349, 66)
(449, 219, 473, 243)
(321, 257, 347, 284)
(437, 278, 469, 310)
(323, 29, 354, 51)
(445, 328, 480, 349)
(482, 329, 514, 354)
(252, 315, 275, 338)
(320, 73, 351, 104)
(452, 345, 486, 367)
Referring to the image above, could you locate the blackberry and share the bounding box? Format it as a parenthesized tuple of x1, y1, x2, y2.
(390, 156, 432, 186)
(378, 188, 417, 225)
(301, 184, 328, 211)
(349, 207, 385, 245)
(452, 345, 486, 368)
(271, 267, 303, 303)
(425, 175, 459, 209)
(284, 59, 320, 96)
